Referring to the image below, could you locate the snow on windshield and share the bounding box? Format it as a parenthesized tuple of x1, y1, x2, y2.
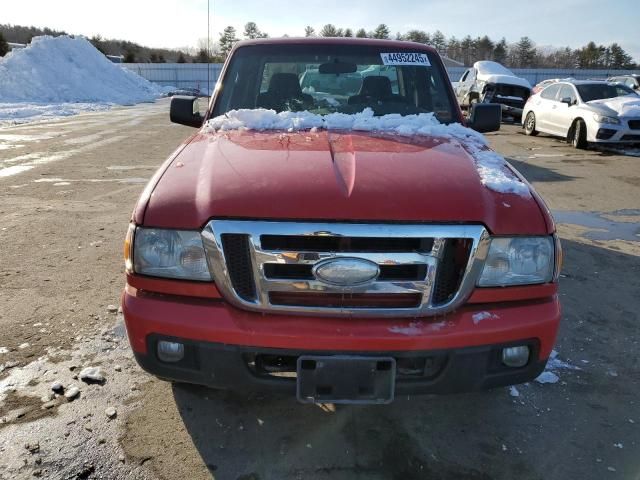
(206, 108, 530, 197)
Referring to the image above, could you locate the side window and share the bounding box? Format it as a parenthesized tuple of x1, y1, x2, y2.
(540, 83, 561, 100)
(558, 85, 576, 103)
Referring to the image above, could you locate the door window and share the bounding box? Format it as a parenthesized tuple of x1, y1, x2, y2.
(557, 84, 577, 104)
(540, 83, 561, 100)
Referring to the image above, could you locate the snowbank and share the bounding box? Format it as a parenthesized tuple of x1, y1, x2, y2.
(206, 108, 530, 196)
(0, 36, 165, 122)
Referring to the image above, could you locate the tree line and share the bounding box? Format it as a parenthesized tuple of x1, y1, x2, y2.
(215, 23, 637, 70)
(1, 21, 637, 69)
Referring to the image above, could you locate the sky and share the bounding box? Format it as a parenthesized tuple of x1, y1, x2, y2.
(2, 0, 639, 61)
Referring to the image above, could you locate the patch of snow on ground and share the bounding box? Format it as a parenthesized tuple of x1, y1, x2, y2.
(206, 108, 530, 197)
(535, 349, 581, 384)
(535, 371, 559, 384)
(0, 36, 166, 123)
(509, 386, 520, 397)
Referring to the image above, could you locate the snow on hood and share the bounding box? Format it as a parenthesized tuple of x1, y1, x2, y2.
(587, 95, 640, 117)
(205, 108, 530, 197)
(477, 74, 531, 90)
(0, 36, 164, 106)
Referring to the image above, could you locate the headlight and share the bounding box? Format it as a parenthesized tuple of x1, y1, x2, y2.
(478, 236, 554, 286)
(592, 113, 620, 125)
(132, 227, 212, 281)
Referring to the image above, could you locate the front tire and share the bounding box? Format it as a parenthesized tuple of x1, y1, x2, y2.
(571, 119, 587, 149)
(524, 112, 538, 136)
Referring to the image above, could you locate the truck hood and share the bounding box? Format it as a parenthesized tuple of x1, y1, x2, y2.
(142, 130, 548, 235)
(587, 95, 640, 117)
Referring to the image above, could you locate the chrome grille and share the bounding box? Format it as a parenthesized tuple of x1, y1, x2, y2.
(202, 220, 490, 317)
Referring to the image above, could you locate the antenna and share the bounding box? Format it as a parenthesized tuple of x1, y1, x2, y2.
(207, 0, 211, 97)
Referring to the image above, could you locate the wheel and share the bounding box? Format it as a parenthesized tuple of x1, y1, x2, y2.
(524, 112, 538, 136)
(571, 119, 587, 149)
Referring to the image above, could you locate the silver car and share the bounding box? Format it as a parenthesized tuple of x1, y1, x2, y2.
(522, 80, 640, 148)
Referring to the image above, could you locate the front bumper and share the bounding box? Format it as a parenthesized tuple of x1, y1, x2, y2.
(122, 284, 560, 395)
(587, 119, 640, 143)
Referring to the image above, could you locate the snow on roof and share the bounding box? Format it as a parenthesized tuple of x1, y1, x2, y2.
(473, 61, 516, 77)
(0, 36, 164, 106)
(206, 108, 530, 197)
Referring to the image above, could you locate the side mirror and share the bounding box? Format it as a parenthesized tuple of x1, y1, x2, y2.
(467, 103, 501, 133)
(170, 96, 203, 128)
(560, 97, 573, 106)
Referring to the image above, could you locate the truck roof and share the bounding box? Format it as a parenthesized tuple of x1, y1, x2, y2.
(233, 37, 438, 54)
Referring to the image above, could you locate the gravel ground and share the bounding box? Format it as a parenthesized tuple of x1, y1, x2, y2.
(0, 103, 638, 479)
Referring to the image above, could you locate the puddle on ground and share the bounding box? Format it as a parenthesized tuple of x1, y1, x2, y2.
(553, 210, 640, 242)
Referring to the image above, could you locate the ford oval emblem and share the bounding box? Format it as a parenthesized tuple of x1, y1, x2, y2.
(312, 257, 380, 286)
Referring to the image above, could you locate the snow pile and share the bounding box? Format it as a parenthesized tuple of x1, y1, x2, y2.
(0, 35, 164, 122)
(206, 108, 530, 196)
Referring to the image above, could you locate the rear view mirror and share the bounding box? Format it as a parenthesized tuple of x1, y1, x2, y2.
(170, 96, 203, 128)
(560, 97, 573, 106)
(319, 61, 358, 75)
(467, 103, 501, 133)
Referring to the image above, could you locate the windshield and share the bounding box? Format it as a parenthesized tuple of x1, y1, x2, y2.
(212, 44, 456, 123)
(576, 83, 637, 102)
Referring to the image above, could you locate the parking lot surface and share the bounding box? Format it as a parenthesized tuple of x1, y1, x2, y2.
(0, 102, 638, 479)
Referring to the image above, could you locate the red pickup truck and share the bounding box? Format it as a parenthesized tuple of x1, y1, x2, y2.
(122, 38, 561, 404)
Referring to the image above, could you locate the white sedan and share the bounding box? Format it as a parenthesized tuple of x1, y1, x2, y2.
(522, 80, 640, 148)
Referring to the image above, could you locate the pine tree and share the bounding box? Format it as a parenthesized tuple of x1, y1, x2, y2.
(431, 30, 447, 54)
(244, 22, 267, 39)
(177, 52, 186, 63)
(372, 24, 390, 39)
(515, 36, 536, 67)
(446, 37, 461, 62)
(304, 26, 315, 37)
(493, 38, 508, 64)
(0, 32, 8, 57)
(344, 28, 353, 38)
(219, 26, 239, 57)
(196, 49, 209, 63)
(476, 35, 494, 60)
(355, 28, 368, 38)
(405, 30, 430, 44)
(123, 50, 136, 63)
(320, 24, 340, 37)
(608, 43, 634, 69)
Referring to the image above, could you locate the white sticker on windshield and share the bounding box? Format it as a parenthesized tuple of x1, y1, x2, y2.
(381, 52, 430, 66)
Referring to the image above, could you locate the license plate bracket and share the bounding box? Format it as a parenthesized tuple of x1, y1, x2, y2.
(296, 355, 396, 404)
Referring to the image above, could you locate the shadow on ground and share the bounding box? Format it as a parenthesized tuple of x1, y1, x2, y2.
(121, 239, 640, 480)
(507, 157, 578, 183)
